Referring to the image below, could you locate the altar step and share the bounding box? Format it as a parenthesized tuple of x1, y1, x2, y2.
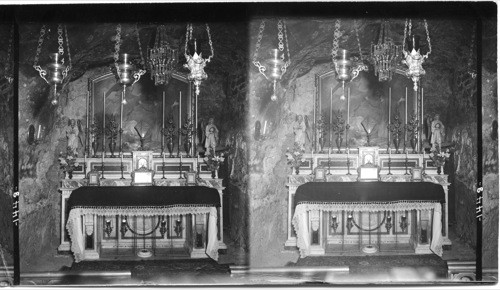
(325, 243, 414, 256)
(99, 247, 191, 261)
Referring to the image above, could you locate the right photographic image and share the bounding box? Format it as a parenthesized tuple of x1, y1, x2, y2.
(245, 3, 497, 285)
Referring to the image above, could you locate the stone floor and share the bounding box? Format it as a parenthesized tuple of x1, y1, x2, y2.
(0, 225, 486, 286)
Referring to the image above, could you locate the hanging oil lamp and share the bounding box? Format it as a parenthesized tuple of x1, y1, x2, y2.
(252, 19, 291, 101)
(332, 20, 367, 100)
(32, 24, 72, 105)
(370, 20, 402, 82)
(148, 25, 178, 86)
(183, 23, 214, 97)
(113, 24, 147, 105)
(402, 19, 431, 91)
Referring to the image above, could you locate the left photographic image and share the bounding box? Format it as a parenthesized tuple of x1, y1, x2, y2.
(13, 6, 250, 285)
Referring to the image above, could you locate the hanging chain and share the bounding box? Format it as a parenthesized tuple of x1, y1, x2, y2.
(403, 19, 407, 51)
(57, 24, 64, 57)
(33, 25, 48, 82)
(331, 19, 341, 64)
(423, 19, 431, 57)
(135, 23, 146, 69)
(277, 19, 284, 51)
(33, 25, 46, 70)
(5, 25, 13, 83)
(184, 23, 192, 59)
(468, 23, 476, 69)
(282, 20, 291, 70)
(114, 24, 121, 70)
(354, 20, 363, 60)
(63, 25, 72, 79)
(252, 20, 267, 79)
(206, 23, 214, 62)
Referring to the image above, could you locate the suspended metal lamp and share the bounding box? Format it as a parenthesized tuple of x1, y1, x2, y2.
(252, 19, 291, 101)
(332, 20, 367, 100)
(32, 24, 72, 105)
(370, 20, 402, 82)
(402, 19, 432, 91)
(183, 23, 214, 97)
(148, 25, 178, 86)
(113, 24, 147, 104)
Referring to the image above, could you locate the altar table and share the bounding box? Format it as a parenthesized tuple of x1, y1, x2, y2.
(66, 186, 220, 262)
(292, 182, 445, 257)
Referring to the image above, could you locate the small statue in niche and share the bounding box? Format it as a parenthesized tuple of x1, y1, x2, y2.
(204, 117, 219, 155)
(430, 114, 445, 151)
(66, 119, 83, 156)
(293, 115, 310, 151)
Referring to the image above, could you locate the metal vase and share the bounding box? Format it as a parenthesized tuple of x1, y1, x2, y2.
(109, 140, 116, 157)
(167, 139, 174, 157)
(184, 139, 192, 157)
(92, 141, 99, 157)
(393, 134, 400, 154)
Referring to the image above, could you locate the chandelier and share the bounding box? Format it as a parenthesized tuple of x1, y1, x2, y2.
(148, 25, 178, 86)
(332, 20, 368, 100)
(252, 19, 291, 101)
(113, 23, 147, 104)
(370, 20, 402, 82)
(33, 24, 72, 105)
(183, 23, 214, 97)
(402, 19, 432, 91)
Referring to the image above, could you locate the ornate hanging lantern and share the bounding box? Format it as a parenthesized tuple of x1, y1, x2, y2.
(32, 24, 72, 105)
(332, 20, 368, 100)
(370, 20, 402, 82)
(113, 24, 147, 104)
(183, 23, 214, 97)
(402, 19, 432, 91)
(148, 25, 178, 86)
(252, 19, 291, 101)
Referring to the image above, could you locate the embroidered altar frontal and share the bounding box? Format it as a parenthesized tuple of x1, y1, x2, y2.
(66, 186, 221, 263)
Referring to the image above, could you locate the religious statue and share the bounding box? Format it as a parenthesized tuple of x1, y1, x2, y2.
(430, 114, 445, 151)
(204, 117, 219, 155)
(293, 115, 308, 150)
(66, 119, 82, 156)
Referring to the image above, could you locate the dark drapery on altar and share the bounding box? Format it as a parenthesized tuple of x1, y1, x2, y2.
(68, 186, 221, 209)
(294, 182, 445, 208)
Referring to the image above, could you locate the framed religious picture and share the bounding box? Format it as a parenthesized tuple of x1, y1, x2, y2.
(411, 167, 423, 182)
(357, 163, 380, 182)
(87, 171, 100, 186)
(314, 167, 326, 182)
(132, 151, 154, 171)
(131, 167, 155, 186)
(358, 147, 379, 166)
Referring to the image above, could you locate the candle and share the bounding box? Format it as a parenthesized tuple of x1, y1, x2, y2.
(37, 124, 41, 139)
(347, 87, 350, 125)
(421, 87, 424, 153)
(263, 120, 267, 135)
(179, 91, 182, 129)
(330, 86, 333, 148)
(162, 91, 165, 150)
(389, 87, 391, 121)
(102, 92, 106, 161)
(86, 91, 89, 152)
(405, 87, 408, 125)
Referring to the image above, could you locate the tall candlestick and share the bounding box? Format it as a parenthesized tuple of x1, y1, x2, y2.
(330, 86, 333, 149)
(421, 87, 424, 153)
(103, 92, 106, 159)
(37, 124, 41, 139)
(179, 91, 182, 156)
(86, 91, 89, 155)
(405, 87, 408, 125)
(162, 91, 165, 152)
(263, 120, 267, 136)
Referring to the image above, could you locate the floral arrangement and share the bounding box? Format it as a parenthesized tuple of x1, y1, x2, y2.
(59, 149, 80, 179)
(429, 148, 450, 167)
(105, 116, 119, 141)
(180, 118, 195, 137)
(286, 142, 306, 169)
(204, 153, 225, 172)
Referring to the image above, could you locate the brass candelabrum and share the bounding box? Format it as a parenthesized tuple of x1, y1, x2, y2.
(105, 116, 119, 158)
(89, 120, 102, 158)
(180, 118, 195, 157)
(163, 117, 177, 158)
(406, 114, 419, 153)
(317, 115, 327, 153)
(332, 111, 345, 153)
(388, 114, 403, 153)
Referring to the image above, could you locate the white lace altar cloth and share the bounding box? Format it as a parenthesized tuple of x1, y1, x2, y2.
(292, 201, 443, 258)
(66, 205, 219, 262)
